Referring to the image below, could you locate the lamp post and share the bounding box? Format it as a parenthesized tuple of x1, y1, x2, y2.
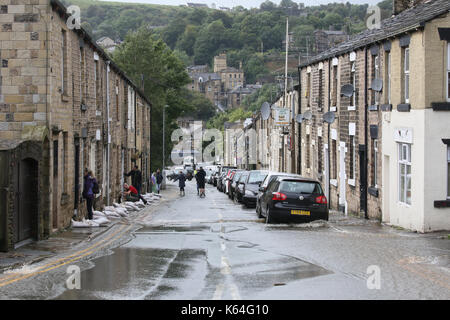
(162, 105, 168, 170)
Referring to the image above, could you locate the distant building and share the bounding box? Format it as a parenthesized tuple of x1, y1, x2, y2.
(96, 36, 121, 53)
(188, 53, 252, 110)
(314, 30, 349, 54)
(187, 3, 208, 8)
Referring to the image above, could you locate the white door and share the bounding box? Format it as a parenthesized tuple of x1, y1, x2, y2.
(339, 141, 347, 214)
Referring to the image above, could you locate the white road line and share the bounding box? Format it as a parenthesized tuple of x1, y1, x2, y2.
(213, 283, 225, 300)
(221, 256, 231, 275)
(229, 283, 242, 300)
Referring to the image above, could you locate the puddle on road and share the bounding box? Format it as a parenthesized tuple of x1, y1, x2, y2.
(52, 222, 332, 300)
(55, 247, 207, 300)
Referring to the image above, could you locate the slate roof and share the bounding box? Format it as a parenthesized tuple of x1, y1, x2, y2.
(299, 0, 450, 67)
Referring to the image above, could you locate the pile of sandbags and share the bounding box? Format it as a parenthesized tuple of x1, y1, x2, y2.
(72, 194, 159, 228)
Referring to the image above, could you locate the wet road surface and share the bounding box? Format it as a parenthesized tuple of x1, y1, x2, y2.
(1, 181, 449, 299)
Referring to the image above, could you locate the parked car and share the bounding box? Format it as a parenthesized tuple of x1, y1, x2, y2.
(234, 171, 249, 203)
(238, 170, 269, 207)
(259, 177, 328, 224)
(223, 169, 237, 194)
(256, 172, 302, 217)
(212, 171, 220, 186)
(217, 171, 228, 192)
(228, 170, 244, 199)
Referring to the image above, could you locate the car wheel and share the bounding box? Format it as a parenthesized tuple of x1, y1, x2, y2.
(265, 206, 274, 224)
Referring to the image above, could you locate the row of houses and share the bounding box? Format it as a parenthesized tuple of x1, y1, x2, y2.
(0, 0, 152, 251)
(224, 0, 450, 232)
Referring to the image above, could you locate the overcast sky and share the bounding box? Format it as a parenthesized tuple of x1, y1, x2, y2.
(100, 0, 383, 9)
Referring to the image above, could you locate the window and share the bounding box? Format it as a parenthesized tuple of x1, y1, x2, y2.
(447, 42, 450, 102)
(307, 72, 311, 107)
(318, 69, 323, 111)
(351, 62, 356, 107)
(80, 47, 85, 102)
(349, 135, 355, 180)
(398, 143, 411, 205)
(332, 65, 338, 107)
(403, 47, 410, 103)
(447, 146, 450, 199)
(116, 79, 119, 121)
(372, 139, 378, 187)
(372, 55, 380, 105)
(61, 30, 67, 95)
(385, 51, 391, 104)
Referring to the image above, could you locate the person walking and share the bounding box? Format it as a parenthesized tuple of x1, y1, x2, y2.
(156, 169, 163, 194)
(196, 167, 207, 198)
(82, 169, 98, 220)
(151, 172, 157, 193)
(125, 165, 143, 195)
(173, 171, 186, 196)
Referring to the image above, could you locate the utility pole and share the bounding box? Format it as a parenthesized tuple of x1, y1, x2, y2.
(162, 105, 168, 170)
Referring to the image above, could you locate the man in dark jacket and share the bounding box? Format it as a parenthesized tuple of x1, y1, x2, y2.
(196, 167, 206, 198)
(125, 165, 142, 195)
(156, 169, 163, 194)
(82, 169, 97, 220)
(174, 171, 186, 196)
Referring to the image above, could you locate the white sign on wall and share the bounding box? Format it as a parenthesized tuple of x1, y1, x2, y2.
(394, 127, 413, 143)
(273, 108, 290, 126)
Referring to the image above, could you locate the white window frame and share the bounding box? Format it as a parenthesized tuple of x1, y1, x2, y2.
(374, 55, 380, 105)
(349, 135, 356, 181)
(351, 61, 356, 108)
(373, 139, 378, 188)
(398, 143, 411, 205)
(404, 47, 410, 104)
(447, 145, 450, 199)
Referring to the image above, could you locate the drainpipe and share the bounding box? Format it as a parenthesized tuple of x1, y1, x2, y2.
(327, 59, 332, 210)
(297, 66, 302, 175)
(106, 61, 111, 206)
(363, 48, 369, 219)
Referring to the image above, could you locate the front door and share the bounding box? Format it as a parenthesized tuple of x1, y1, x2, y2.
(359, 145, 367, 215)
(14, 159, 38, 243)
(339, 142, 346, 213)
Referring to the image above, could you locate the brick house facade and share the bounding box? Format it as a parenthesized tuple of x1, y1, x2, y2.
(0, 0, 151, 251)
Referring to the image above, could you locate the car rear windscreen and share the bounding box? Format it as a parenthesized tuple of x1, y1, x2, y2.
(248, 171, 268, 184)
(279, 181, 323, 194)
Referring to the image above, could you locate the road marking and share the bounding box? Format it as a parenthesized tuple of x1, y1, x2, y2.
(229, 283, 242, 300)
(213, 283, 224, 300)
(221, 241, 226, 251)
(0, 225, 131, 288)
(221, 257, 231, 275)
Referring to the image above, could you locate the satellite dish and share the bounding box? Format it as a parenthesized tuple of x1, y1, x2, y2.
(371, 79, 383, 92)
(303, 110, 312, 121)
(323, 111, 336, 124)
(296, 114, 303, 123)
(341, 84, 354, 97)
(261, 102, 270, 120)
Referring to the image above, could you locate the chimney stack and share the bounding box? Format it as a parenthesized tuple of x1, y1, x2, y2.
(393, 0, 429, 15)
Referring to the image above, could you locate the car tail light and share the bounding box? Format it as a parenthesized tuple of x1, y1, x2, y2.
(272, 192, 287, 201)
(315, 195, 327, 204)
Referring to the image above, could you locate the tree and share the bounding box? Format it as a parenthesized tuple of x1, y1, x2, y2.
(113, 27, 191, 171)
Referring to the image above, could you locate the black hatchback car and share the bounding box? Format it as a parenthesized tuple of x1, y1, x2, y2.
(237, 170, 268, 207)
(259, 177, 328, 223)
